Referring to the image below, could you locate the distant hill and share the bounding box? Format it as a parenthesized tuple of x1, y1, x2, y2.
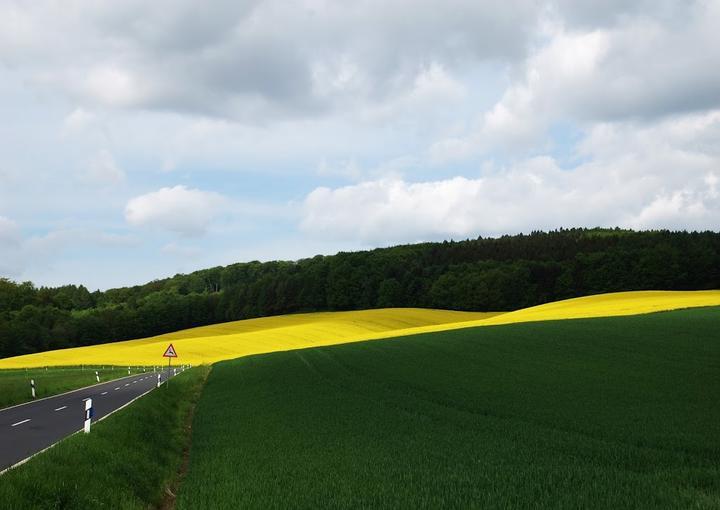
(1, 228, 719, 358)
(2, 290, 719, 368)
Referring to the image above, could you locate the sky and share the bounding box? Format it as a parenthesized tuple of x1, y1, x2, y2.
(1, 0, 719, 290)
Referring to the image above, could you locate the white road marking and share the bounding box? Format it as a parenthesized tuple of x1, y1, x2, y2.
(11, 419, 30, 427)
(124, 384, 129, 387)
(54, 406, 67, 411)
(114, 387, 120, 390)
(101, 391, 108, 395)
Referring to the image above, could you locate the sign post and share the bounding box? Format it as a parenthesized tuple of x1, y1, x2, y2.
(163, 343, 178, 387)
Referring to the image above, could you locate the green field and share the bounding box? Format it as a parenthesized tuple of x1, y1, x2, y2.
(0, 366, 157, 408)
(177, 307, 720, 509)
(0, 366, 209, 509)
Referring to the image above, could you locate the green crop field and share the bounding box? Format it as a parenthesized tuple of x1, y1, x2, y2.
(0, 366, 210, 509)
(177, 307, 720, 509)
(0, 366, 158, 409)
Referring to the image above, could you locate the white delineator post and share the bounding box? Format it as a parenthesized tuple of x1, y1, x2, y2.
(95, 370, 100, 383)
(128, 366, 130, 375)
(30, 379, 36, 399)
(157, 373, 161, 388)
(84, 398, 93, 433)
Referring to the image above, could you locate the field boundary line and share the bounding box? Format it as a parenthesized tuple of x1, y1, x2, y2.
(0, 371, 153, 413)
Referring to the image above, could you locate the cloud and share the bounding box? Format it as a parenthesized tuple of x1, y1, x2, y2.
(84, 150, 125, 185)
(551, 0, 692, 29)
(431, 1, 720, 160)
(3, 1, 719, 127)
(0, 220, 141, 281)
(62, 107, 96, 133)
(83, 66, 146, 108)
(0, 0, 539, 122)
(125, 185, 228, 236)
(2, 1, 720, 290)
(303, 110, 720, 243)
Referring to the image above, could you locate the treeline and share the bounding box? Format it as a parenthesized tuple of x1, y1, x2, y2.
(1, 228, 719, 358)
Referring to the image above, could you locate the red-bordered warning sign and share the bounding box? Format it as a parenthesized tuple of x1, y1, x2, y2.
(163, 343, 178, 358)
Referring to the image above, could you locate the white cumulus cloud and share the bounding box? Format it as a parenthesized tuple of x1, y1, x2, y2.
(304, 110, 720, 243)
(431, 1, 720, 160)
(125, 185, 227, 236)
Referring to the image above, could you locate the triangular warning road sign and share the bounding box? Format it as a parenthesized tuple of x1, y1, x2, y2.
(163, 344, 178, 358)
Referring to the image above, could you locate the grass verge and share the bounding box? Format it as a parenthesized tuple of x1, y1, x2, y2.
(177, 307, 720, 509)
(0, 365, 210, 509)
(0, 366, 160, 409)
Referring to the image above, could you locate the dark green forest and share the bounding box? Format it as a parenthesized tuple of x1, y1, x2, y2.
(1, 228, 719, 358)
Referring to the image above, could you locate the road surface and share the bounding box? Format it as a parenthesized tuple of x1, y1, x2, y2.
(0, 369, 177, 472)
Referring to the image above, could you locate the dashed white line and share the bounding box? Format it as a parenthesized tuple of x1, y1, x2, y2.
(124, 384, 129, 387)
(54, 406, 67, 411)
(114, 387, 120, 391)
(11, 419, 30, 427)
(101, 391, 108, 395)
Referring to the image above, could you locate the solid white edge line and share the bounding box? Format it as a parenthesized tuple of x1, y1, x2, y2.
(11, 419, 30, 427)
(0, 371, 178, 476)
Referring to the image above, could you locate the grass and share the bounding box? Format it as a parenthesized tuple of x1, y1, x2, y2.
(176, 307, 720, 509)
(1, 290, 719, 369)
(0, 365, 210, 509)
(0, 365, 159, 408)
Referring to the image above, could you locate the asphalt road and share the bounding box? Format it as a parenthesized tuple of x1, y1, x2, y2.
(0, 369, 177, 472)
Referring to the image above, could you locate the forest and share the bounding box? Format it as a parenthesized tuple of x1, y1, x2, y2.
(1, 228, 719, 358)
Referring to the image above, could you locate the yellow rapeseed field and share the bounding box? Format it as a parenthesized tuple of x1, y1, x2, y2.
(0, 290, 718, 368)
